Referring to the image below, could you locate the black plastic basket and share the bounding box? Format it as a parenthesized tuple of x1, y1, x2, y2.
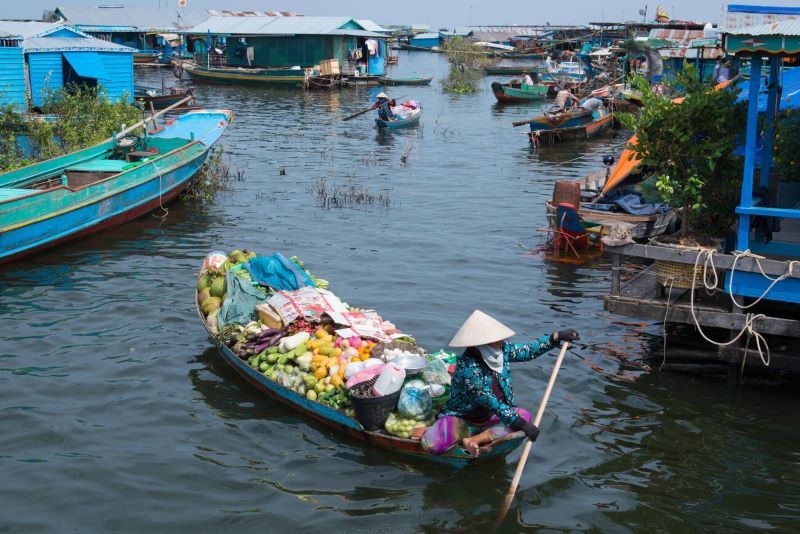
(347, 376, 401, 431)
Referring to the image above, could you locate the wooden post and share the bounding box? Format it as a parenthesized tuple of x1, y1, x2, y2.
(611, 253, 622, 296)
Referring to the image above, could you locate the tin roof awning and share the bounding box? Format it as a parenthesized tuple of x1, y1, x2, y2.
(63, 51, 109, 80)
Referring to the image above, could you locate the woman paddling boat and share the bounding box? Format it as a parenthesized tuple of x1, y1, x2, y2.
(412, 310, 579, 456)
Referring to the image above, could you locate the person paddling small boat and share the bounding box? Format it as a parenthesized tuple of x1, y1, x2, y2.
(412, 310, 579, 457)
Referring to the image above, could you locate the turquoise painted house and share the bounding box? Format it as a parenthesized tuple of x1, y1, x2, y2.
(0, 21, 134, 110)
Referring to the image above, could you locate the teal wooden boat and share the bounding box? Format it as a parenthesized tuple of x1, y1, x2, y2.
(183, 63, 306, 86)
(0, 109, 233, 264)
(492, 81, 547, 103)
(375, 106, 422, 130)
(377, 76, 433, 86)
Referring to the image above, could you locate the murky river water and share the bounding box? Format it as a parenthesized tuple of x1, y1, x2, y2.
(1, 52, 798, 532)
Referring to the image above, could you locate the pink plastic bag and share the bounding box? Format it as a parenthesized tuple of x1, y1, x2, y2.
(345, 363, 385, 390)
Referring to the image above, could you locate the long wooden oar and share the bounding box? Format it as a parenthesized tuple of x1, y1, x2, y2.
(342, 105, 377, 121)
(493, 341, 569, 531)
(342, 95, 407, 121)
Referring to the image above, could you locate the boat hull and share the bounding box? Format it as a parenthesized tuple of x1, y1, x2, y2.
(378, 77, 433, 86)
(375, 109, 421, 129)
(529, 111, 614, 145)
(197, 304, 526, 467)
(186, 65, 305, 86)
(0, 148, 207, 264)
(492, 82, 547, 103)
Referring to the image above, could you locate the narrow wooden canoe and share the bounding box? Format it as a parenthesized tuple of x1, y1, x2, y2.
(195, 291, 526, 467)
(491, 81, 547, 103)
(0, 109, 232, 263)
(134, 86, 193, 110)
(378, 76, 433, 86)
(375, 107, 422, 129)
(183, 63, 305, 86)
(528, 108, 614, 146)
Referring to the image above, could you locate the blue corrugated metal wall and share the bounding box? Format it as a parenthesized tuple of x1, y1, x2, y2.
(409, 37, 440, 49)
(27, 52, 62, 107)
(0, 47, 27, 110)
(97, 52, 133, 102)
(27, 51, 133, 107)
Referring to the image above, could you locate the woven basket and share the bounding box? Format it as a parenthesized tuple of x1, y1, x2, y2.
(650, 236, 720, 290)
(371, 340, 425, 362)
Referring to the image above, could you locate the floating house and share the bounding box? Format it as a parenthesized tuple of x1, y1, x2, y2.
(181, 15, 387, 77)
(408, 32, 441, 49)
(47, 6, 206, 61)
(603, 4, 800, 379)
(0, 21, 134, 109)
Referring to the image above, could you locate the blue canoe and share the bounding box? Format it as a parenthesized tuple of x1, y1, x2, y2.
(375, 107, 422, 130)
(0, 109, 232, 264)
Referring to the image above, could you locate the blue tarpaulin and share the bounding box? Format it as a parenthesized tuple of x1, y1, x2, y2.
(244, 253, 316, 291)
(63, 51, 109, 81)
(735, 67, 800, 111)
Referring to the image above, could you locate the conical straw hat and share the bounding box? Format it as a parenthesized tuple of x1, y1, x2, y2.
(448, 310, 515, 348)
(375, 92, 390, 100)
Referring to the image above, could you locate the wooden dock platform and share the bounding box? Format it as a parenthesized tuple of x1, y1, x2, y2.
(604, 243, 800, 379)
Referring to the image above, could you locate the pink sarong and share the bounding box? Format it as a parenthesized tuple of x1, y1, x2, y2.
(420, 408, 532, 454)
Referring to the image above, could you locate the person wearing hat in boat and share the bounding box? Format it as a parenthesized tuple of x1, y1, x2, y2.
(412, 310, 579, 457)
(373, 92, 395, 121)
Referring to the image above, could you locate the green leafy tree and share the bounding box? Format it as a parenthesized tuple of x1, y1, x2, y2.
(0, 85, 141, 170)
(774, 110, 800, 181)
(619, 67, 746, 237)
(440, 37, 491, 94)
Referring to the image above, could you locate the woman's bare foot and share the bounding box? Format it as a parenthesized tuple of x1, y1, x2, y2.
(411, 426, 426, 441)
(462, 436, 481, 457)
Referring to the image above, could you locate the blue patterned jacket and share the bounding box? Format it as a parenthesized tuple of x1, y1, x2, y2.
(442, 335, 556, 426)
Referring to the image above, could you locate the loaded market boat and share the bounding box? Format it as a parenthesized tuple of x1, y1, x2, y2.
(195, 251, 527, 467)
(491, 81, 548, 103)
(0, 109, 232, 263)
(484, 65, 541, 76)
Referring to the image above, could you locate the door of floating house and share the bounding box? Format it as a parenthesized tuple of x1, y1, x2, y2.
(367, 38, 385, 76)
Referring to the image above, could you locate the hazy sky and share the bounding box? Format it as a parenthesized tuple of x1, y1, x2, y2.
(9, 0, 796, 27)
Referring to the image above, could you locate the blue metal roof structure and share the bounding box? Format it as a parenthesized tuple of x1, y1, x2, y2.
(735, 66, 800, 111)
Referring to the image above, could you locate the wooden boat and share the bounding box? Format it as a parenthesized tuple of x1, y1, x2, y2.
(183, 62, 306, 86)
(0, 109, 232, 263)
(545, 171, 678, 240)
(525, 107, 614, 145)
(378, 76, 433, 86)
(491, 81, 547, 103)
(134, 85, 193, 110)
(375, 106, 422, 129)
(484, 65, 541, 76)
(134, 50, 162, 64)
(195, 280, 527, 467)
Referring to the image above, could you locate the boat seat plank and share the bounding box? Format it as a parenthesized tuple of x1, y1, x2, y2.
(66, 159, 137, 173)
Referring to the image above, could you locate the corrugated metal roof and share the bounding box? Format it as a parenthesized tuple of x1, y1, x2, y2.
(356, 19, 389, 33)
(54, 6, 206, 31)
(183, 16, 382, 37)
(647, 28, 724, 58)
(411, 32, 440, 40)
(725, 18, 800, 36)
(722, 4, 800, 32)
(23, 36, 135, 53)
(207, 10, 303, 17)
(0, 20, 61, 38)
